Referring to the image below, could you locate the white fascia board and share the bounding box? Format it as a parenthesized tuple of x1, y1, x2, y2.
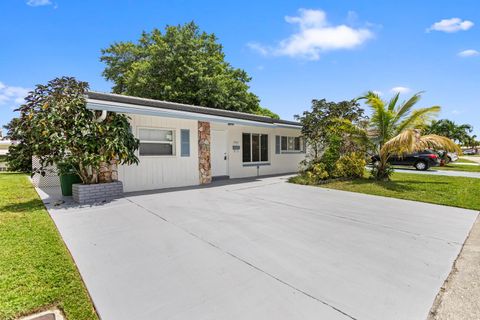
(275, 123, 302, 129)
(87, 99, 279, 128)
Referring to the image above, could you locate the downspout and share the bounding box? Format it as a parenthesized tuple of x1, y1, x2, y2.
(94, 109, 108, 184)
(94, 110, 107, 123)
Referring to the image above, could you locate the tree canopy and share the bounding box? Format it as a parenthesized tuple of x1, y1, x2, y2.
(424, 119, 473, 145)
(295, 98, 368, 159)
(3, 118, 32, 172)
(361, 91, 440, 149)
(101, 21, 279, 118)
(11, 77, 139, 183)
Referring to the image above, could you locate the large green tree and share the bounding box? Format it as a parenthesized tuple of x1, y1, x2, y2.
(101, 22, 278, 118)
(295, 99, 368, 159)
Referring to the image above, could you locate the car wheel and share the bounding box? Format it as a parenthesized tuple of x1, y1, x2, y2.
(415, 161, 428, 171)
(447, 156, 452, 163)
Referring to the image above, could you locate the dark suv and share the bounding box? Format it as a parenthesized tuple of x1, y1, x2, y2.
(371, 151, 441, 170)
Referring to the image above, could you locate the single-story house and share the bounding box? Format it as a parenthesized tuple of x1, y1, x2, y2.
(0, 140, 14, 171)
(86, 92, 306, 193)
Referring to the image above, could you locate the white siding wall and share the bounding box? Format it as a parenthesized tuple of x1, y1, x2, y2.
(119, 114, 199, 192)
(120, 115, 305, 192)
(220, 123, 305, 179)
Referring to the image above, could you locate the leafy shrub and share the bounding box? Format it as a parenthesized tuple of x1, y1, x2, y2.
(6, 143, 32, 172)
(333, 152, 366, 178)
(319, 135, 342, 173)
(306, 163, 330, 183)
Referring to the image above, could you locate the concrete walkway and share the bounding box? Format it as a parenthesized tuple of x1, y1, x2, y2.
(39, 176, 478, 320)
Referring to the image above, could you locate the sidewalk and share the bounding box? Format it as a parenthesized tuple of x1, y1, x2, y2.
(461, 156, 480, 164)
(429, 214, 480, 319)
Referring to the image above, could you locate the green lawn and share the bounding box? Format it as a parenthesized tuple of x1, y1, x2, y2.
(389, 162, 480, 173)
(435, 163, 480, 172)
(290, 172, 480, 211)
(0, 173, 98, 320)
(457, 158, 477, 164)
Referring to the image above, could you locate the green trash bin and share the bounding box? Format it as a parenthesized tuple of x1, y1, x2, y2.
(60, 173, 82, 196)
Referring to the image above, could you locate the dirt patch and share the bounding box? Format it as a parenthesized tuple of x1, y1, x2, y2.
(428, 213, 480, 320)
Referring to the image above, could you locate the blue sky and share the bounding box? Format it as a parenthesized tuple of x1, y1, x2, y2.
(1, 0, 479, 136)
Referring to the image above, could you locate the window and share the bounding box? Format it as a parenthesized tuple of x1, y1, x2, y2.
(242, 133, 268, 162)
(281, 136, 288, 151)
(294, 137, 301, 150)
(280, 136, 304, 152)
(180, 129, 190, 157)
(138, 128, 175, 156)
(242, 133, 251, 162)
(261, 134, 268, 161)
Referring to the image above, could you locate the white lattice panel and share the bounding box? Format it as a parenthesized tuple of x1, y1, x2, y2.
(31, 156, 60, 187)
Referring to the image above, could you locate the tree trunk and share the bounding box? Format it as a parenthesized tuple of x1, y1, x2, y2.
(78, 163, 98, 184)
(98, 159, 118, 183)
(375, 151, 392, 181)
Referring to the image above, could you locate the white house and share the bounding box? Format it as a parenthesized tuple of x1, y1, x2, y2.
(86, 92, 305, 193)
(0, 140, 11, 171)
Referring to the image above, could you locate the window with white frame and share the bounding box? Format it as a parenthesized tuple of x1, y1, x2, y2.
(138, 128, 175, 156)
(280, 136, 304, 152)
(242, 133, 268, 162)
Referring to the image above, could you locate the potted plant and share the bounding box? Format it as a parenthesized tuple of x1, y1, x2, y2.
(57, 161, 82, 196)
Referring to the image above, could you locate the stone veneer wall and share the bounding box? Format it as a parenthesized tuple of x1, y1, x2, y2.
(198, 121, 212, 184)
(98, 159, 118, 183)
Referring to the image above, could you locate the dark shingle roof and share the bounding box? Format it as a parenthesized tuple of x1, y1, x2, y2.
(86, 91, 301, 127)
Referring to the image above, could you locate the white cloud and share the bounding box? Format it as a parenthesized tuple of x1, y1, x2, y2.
(27, 0, 52, 7)
(247, 42, 269, 56)
(427, 18, 474, 33)
(458, 49, 479, 57)
(390, 86, 411, 94)
(0, 82, 30, 107)
(249, 9, 374, 60)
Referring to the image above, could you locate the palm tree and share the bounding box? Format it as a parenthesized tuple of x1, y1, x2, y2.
(361, 91, 460, 180)
(424, 119, 473, 145)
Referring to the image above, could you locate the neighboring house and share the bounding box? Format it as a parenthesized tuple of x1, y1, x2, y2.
(87, 92, 305, 192)
(0, 140, 13, 171)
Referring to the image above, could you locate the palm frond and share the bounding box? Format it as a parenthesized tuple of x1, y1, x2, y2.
(361, 91, 394, 145)
(387, 92, 400, 111)
(381, 129, 461, 156)
(395, 106, 440, 135)
(416, 134, 461, 153)
(392, 91, 424, 123)
(381, 129, 417, 155)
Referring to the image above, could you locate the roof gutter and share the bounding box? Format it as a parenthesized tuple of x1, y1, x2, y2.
(87, 99, 301, 129)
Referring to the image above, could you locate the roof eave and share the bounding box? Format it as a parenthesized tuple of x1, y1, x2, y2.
(86, 92, 301, 128)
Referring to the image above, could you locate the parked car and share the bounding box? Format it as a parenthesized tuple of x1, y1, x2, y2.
(371, 150, 441, 170)
(463, 149, 477, 155)
(436, 151, 458, 164)
(446, 152, 458, 162)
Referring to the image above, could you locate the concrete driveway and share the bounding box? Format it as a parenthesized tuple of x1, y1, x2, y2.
(42, 176, 478, 320)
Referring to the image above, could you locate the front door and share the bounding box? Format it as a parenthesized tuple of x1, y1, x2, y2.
(210, 129, 228, 177)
